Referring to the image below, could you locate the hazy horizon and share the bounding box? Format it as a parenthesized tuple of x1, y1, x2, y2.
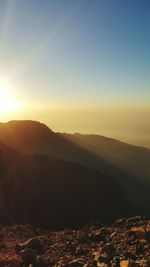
(1, 107, 150, 149)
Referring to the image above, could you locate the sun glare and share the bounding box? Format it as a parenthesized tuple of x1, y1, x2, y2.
(0, 83, 20, 115)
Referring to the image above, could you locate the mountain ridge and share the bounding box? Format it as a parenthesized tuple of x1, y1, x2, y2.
(0, 120, 150, 216)
(0, 140, 128, 229)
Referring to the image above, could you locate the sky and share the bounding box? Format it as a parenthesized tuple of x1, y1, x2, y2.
(0, 0, 150, 147)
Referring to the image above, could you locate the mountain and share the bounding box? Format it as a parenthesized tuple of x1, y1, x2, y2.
(61, 133, 150, 214)
(0, 141, 128, 229)
(0, 120, 150, 215)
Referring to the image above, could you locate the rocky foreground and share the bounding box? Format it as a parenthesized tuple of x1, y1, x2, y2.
(0, 216, 150, 267)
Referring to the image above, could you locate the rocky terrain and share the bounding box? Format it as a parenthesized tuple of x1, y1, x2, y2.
(0, 216, 150, 267)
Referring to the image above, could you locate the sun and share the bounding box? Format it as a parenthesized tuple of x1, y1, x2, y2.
(0, 83, 20, 115)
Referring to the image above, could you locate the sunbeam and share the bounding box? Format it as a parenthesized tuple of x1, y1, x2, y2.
(0, 82, 21, 115)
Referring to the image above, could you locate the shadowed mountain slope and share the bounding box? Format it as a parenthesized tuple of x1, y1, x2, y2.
(0, 141, 128, 229)
(0, 120, 150, 215)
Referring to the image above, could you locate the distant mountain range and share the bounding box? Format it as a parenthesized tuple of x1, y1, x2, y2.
(0, 140, 128, 229)
(0, 120, 150, 223)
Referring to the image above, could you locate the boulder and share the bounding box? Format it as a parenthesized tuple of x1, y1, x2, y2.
(92, 252, 101, 262)
(137, 260, 150, 267)
(77, 230, 88, 243)
(36, 255, 46, 267)
(120, 260, 130, 267)
(24, 237, 44, 254)
(113, 218, 126, 228)
(120, 260, 139, 267)
(97, 263, 108, 267)
(68, 259, 84, 267)
(101, 243, 115, 254)
(20, 248, 37, 265)
(89, 228, 108, 242)
(97, 254, 110, 264)
(126, 217, 144, 226)
(131, 228, 146, 240)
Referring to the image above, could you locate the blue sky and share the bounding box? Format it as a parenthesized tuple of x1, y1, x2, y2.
(0, 0, 149, 105)
(0, 0, 150, 147)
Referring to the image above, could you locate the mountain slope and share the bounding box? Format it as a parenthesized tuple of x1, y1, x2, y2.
(0, 120, 150, 215)
(0, 141, 128, 228)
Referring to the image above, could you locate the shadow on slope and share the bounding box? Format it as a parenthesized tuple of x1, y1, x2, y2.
(0, 142, 129, 229)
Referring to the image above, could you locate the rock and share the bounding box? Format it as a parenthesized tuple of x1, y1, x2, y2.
(83, 264, 92, 267)
(1, 218, 150, 267)
(75, 245, 87, 256)
(124, 252, 137, 261)
(15, 225, 24, 232)
(120, 260, 130, 267)
(137, 260, 150, 267)
(110, 232, 117, 239)
(135, 239, 143, 255)
(77, 230, 88, 242)
(55, 260, 66, 267)
(86, 221, 105, 229)
(97, 254, 110, 264)
(97, 263, 108, 267)
(101, 243, 115, 254)
(131, 228, 146, 240)
(120, 260, 139, 267)
(145, 230, 150, 242)
(24, 237, 44, 254)
(89, 228, 108, 242)
(127, 231, 137, 239)
(126, 217, 144, 225)
(20, 248, 37, 265)
(112, 256, 120, 265)
(92, 252, 101, 261)
(36, 255, 47, 267)
(68, 259, 84, 267)
(113, 218, 126, 228)
(15, 243, 24, 253)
